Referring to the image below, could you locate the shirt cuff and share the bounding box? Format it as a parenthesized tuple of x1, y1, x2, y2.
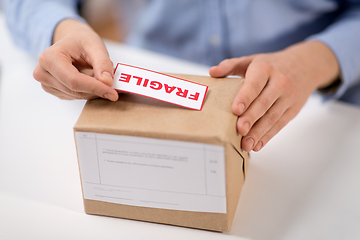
(29, 2, 86, 57)
(306, 18, 360, 102)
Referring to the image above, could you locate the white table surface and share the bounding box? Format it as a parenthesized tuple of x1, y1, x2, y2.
(1, 13, 360, 240)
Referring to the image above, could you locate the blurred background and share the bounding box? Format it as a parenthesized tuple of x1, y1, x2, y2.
(0, 0, 126, 42)
(80, 0, 146, 43)
(80, 0, 123, 42)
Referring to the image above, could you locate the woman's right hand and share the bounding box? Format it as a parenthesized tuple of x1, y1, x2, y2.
(33, 19, 118, 101)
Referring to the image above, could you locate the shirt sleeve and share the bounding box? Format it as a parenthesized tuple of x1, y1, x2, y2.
(1, 0, 86, 57)
(306, 1, 360, 101)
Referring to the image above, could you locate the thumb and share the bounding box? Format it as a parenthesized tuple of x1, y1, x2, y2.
(85, 39, 115, 87)
(209, 56, 254, 78)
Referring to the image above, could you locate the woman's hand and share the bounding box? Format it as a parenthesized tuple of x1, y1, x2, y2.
(33, 19, 118, 101)
(210, 41, 340, 152)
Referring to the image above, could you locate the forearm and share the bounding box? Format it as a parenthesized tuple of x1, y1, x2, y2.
(282, 41, 340, 91)
(306, 2, 360, 100)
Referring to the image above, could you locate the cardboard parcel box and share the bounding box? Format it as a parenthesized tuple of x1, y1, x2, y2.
(74, 74, 249, 232)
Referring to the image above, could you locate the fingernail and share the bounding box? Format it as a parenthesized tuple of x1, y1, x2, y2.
(243, 122, 250, 134)
(238, 103, 245, 115)
(254, 141, 263, 151)
(245, 137, 255, 150)
(104, 93, 117, 101)
(102, 71, 113, 80)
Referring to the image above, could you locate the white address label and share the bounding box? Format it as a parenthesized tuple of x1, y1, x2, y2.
(76, 132, 227, 213)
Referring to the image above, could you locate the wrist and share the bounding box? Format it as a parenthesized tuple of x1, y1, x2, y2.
(52, 18, 94, 44)
(285, 41, 340, 90)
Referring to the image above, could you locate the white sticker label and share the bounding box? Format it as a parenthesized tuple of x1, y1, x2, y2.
(76, 132, 226, 213)
(112, 63, 208, 111)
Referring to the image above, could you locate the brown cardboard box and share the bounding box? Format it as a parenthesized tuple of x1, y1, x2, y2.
(74, 74, 249, 232)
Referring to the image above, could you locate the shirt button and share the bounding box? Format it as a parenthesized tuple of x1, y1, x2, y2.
(209, 35, 220, 46)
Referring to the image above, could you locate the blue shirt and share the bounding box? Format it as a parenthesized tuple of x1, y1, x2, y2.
(2, 0, 360, 105)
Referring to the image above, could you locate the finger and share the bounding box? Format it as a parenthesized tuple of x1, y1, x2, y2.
(209, 57, 253, 78)
(41, 81, 96, 100)
(39, 50, 118, 101)
(251, 108, 296, 152)
(235, 76, 282, 136)
(42, 85, 74, 100)
(232, 60, 271, 116)
(40, 73, 97, 100)
(34, 64, 95, 100)
(240, 98, 289, 151)
(42, 84, 81, 100)
(81, 38, 115, 87)
(46, 88, 95, 100)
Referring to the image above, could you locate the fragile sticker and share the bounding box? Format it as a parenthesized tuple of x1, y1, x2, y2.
(112, 63, 208, 110)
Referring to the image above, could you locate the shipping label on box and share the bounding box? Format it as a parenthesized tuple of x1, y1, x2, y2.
(76, 132, 226, 213)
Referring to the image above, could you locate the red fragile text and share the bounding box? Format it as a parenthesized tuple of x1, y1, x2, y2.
(118, 73, 200, 101)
